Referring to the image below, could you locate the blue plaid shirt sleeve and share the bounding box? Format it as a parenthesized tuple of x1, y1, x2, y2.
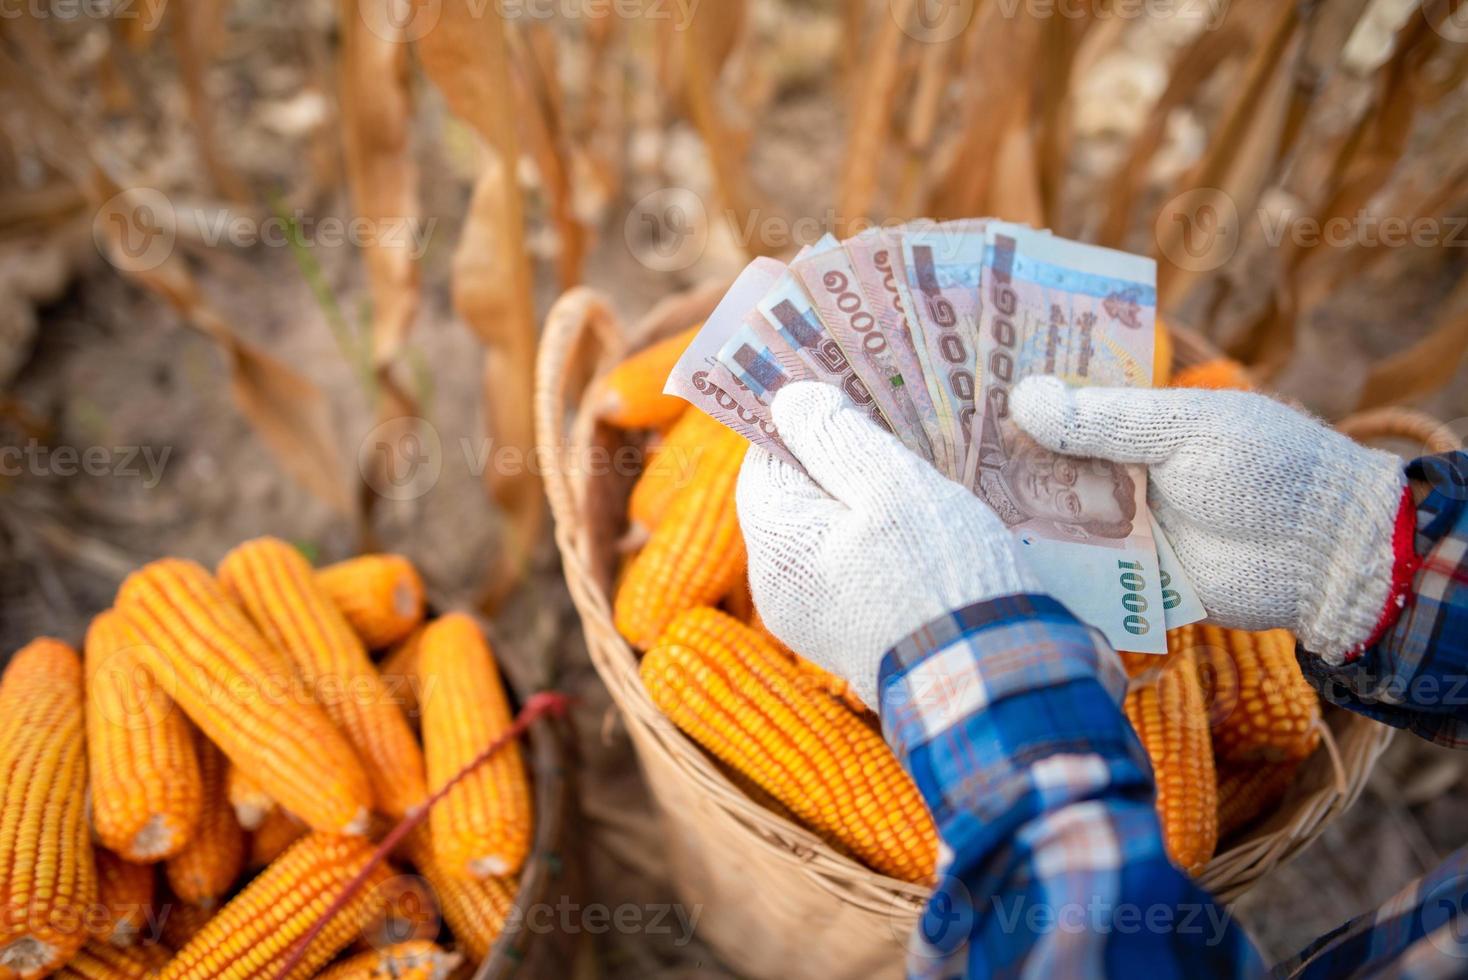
(877, 594, 1265, 979)
(1300, 451, 1468, 747)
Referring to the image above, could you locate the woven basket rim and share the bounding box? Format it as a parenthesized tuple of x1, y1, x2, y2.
(534, 283, 1408, 919)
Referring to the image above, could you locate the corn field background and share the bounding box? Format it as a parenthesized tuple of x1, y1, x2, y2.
(1, 0, 1466, 973)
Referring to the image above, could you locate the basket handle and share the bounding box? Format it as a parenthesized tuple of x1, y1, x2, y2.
(1335, 407, 1463, 454)
(533, 287, 624, 540)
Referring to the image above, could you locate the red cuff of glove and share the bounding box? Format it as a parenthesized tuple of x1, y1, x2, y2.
(1357, 484, 1420, 654)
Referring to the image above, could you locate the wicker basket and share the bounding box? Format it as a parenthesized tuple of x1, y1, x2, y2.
(535, 284, 1437, 979)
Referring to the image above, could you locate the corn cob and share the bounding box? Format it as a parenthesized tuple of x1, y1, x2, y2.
(85, 611, 203, 862)
(614, 425, 749, 649)
(224, 764, 272, 831)
(1217, 759, 1302, 840)
(755, 623, 872, 716)
(1123, 653, 1218, 875)
(316, 941, 462, 980)
(1173, 357, 1253, 391)
(377, 627, 424, 724)
(156, 902, 212, 953)
(219, 538, 428, 818)
(116, 558, 372, 835)
(642, 608, 937, 882)
(88, 850, 154, 948)
(1175, 624, 1320, 763)
(315, 555, 426, 650)
(248, 809, 308, 870)
(159, 833, 394, 980)
(356, 873, 438, 950)
(164, 740, 245, 909)
(419, 614, 532, 879)
(1153, 317, 1174, 387)
(627, 408, 728, 537)
(0, 638, 97, 979)
(54, 939, 168, 980)
(403, 828, 515, 962)
(595, 324, 700, 429)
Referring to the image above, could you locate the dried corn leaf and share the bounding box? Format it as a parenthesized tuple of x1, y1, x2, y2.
(841, 0, 911, 231)
(416, 3, 542, 606)
(0, 43, 353, 514)
(1357, 279, 1468, 410)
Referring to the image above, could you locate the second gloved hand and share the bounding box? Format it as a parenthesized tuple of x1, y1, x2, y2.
(736, 382, 1039, 709)
(1011, 376, 1410, 661)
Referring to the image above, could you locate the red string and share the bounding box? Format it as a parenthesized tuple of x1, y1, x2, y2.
(272, 690, 571, 979)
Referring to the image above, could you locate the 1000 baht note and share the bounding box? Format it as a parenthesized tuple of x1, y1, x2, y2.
(898, 225, 986, 477)
(971, 222, 1196, 652)
(792, 245, 934, 463)
(844, 229, 953, 473)
(664, 258, 799, 466)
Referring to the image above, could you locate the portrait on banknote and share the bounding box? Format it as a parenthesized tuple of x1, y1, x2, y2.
(973, 412, 1138, 542)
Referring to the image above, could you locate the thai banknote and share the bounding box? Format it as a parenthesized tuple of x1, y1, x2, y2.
(663, 257, 799, 467)
(746, 238, 892, 433)
(791, 244, 934, 463)
(843, 228, 953, 472)
(898, 224, 986, 477)
(970, 221, 1201, 652)
(717, 310, 813, 402)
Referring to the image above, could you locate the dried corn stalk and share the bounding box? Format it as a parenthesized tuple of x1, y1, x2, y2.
(414, 2, 543, 607)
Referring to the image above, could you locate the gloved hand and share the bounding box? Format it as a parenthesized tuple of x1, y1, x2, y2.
(736, 382, 1040, 709)
(1011, 377, 1411, 661)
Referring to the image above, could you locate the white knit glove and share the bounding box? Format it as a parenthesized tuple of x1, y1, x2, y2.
(1011, 377, 1409, 661)
(736, 381, 1040, 709)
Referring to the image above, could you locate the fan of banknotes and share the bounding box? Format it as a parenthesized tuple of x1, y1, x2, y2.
(664, 219, 1207, 654)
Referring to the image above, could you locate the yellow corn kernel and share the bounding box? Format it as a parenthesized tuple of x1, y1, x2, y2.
(0, 638, 97, 978)
(403, 828, 515, 962)
(164, 740, 245, 910)
(54, 939, 168, 979)
(116, 558, 372, 835)
(614, 425, 749, 649)
(219, 538, 427, 818)
(626, 409, 728, 537)
(642, 608, 937, 882)
(224, 764, 272, 831)
(88, 850, 154, 948)
(595, 324, 700, 430)
(1175, 624, 1320, 763)
(315, 940, 460, 980)
(159, 833, 394, 980)
(377, 627, 424, 725)
(1124, 653, 1218, 875)
(248, 808, 308, 870)
(1217, 759, 1301, 840)
(420, 615, 532, 879)
(85, 611, 202, 862)
(315, 555, 426, 650)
